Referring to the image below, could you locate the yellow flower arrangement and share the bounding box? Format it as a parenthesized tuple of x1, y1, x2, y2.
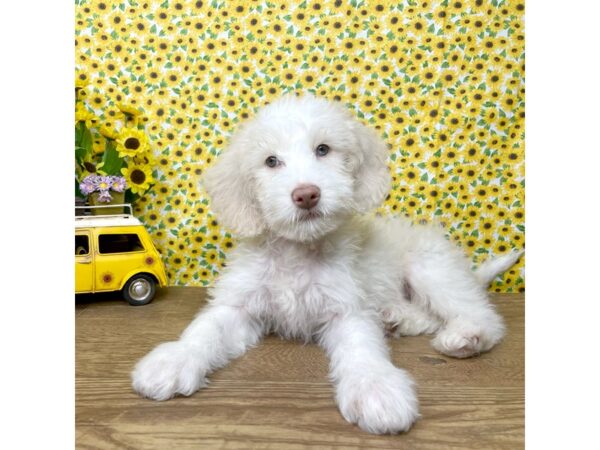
(75, 73, 155, 204)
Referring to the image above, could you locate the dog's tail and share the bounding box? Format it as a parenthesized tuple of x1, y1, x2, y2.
(474, 250, 524, 287)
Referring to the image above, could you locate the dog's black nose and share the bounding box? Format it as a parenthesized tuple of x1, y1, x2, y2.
(291, 185, 321, 210)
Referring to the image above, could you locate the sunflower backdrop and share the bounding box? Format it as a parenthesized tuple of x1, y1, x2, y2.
(75, 0, 525, 292)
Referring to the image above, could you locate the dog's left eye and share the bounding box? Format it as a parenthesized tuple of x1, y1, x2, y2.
(315, 144, 330, 157)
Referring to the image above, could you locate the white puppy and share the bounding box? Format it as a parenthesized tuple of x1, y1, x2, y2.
(132, 95, 522, 434)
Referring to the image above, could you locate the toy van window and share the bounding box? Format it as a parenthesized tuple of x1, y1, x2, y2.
(98, 234, 145, 254)
(75, 235, 89, 256)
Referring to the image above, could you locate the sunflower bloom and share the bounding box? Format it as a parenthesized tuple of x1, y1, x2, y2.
(117, 102, 142, 117)
(92, 134, 107, 155)
(75, 103, 93, 123)
(132, 150, 156, 167)
(116, 127, 149, 158)
(75, 73, 88, 99)
(99, 124, 119, 140)
(121, 164, 153, 194)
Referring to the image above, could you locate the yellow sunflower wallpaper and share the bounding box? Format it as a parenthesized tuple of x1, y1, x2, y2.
(74, 0, 525, 292)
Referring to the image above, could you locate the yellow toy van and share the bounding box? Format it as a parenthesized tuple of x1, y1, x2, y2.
(75, 204, 167, 305)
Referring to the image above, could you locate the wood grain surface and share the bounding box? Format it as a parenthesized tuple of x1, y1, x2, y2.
(76, 288, 524, 449)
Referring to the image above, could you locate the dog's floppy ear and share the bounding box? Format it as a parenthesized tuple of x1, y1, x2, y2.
(351, 120, 392, 212)
(202, 127, 265, 237)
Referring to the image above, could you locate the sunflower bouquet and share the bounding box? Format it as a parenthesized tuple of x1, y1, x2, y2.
(75, 76, 155, 205)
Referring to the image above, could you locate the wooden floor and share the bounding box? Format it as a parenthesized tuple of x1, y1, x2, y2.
(76, 288, 524, 449)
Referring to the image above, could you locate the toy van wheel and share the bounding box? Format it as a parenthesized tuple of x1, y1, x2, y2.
(123, 274, 156, 306)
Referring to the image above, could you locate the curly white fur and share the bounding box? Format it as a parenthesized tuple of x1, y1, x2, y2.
(132, 95, 522, 434)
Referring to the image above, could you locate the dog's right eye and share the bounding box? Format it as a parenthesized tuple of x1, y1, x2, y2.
(265, 156, 279, 168)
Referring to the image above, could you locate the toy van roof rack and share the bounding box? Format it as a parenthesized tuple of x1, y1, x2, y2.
(75, 204, 143, 228)
(75, 203, 133, 218)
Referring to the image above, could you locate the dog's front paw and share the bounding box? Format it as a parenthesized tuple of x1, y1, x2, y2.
(336, 367, 419, 434)
(432, 315, 505, 358)
(131, 341, 207, 401)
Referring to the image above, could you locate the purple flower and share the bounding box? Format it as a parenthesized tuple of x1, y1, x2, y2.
(79, 175, 97, 195)
(79, 174, 127, 197)
(96, 176, 112, 192)
(96, 190, 113, 203)
(110, 176, 127, 192)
